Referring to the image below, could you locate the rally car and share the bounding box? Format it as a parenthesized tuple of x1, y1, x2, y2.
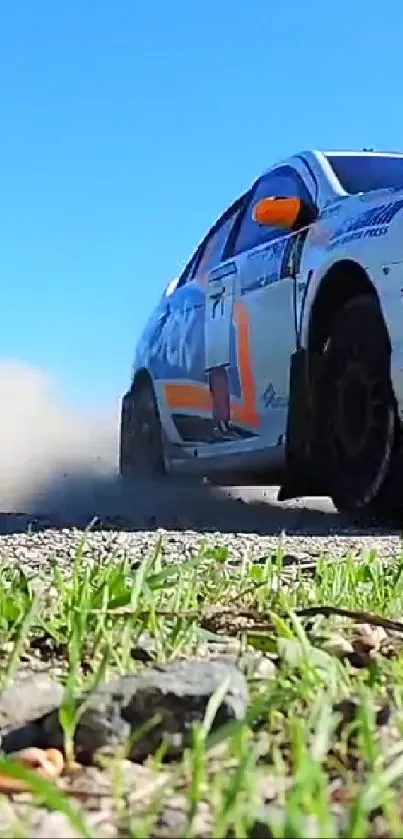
(119, 149, 403, 519)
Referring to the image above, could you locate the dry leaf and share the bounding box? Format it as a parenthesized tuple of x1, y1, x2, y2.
(0, 748, 64, 794)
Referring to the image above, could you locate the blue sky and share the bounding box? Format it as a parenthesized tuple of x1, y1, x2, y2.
(1, 0, 402, 410)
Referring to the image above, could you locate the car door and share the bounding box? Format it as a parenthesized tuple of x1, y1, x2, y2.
(220, 165, 317, 447)
(162, 201, 244, 444)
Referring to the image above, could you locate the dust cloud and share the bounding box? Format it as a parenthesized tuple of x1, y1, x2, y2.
(0, 360, 261, 532)
(0, 361, 120, 522)
(0, 362, 337, 535)
(0, 360, 237, 531)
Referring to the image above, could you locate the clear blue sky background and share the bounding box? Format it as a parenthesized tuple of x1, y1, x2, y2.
(1, 0, 402, 410)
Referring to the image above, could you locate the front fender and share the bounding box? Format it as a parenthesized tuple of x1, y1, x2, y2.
(299, 191, 403, 347)
(374, 261, 403, 423)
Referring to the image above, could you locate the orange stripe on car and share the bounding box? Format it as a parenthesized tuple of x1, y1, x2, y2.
(231, 302, 259, 427)
(164, 383, 212, 412)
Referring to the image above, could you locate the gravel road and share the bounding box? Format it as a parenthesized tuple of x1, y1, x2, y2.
(0, 471, 401, 570)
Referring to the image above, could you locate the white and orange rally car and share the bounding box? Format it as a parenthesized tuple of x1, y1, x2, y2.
(120, 150, 403, 520)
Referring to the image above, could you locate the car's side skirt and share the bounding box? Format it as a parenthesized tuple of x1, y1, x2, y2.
(166, 436, 285, 478)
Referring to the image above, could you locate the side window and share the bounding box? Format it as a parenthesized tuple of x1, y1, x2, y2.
(193, 206, 241, 280)
(176, 250, 200, 289)
(232, 167, 314, 257)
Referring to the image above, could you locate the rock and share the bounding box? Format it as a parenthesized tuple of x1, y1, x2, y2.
(322, 625, 389, 669)
(121, 658, 248, 760)
(0, 670, 63, 753)
(212, 652, 276, 680)
(245, 655, 276, 680)
(0, 672, 63, 753)
(130, 631, 157, 663)
(0, 671, 63, 728)
(63, 760, 168, 800)
(27, 810, 80, 839)
(1, 722, 44, 754)
(352, 623, 388, 654)
(41, 658, 248, 763)
(153, 796, 212, 838)
(321, 634, 354, 659)
(334, 697, 391, 732)
(41, 677, 133, 764)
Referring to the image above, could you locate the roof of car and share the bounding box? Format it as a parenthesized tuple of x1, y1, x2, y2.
(261, 148, 403, 178)
(322, 149, 403, 157)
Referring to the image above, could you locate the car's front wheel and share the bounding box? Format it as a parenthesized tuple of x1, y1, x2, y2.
(314, 295, 400, 519)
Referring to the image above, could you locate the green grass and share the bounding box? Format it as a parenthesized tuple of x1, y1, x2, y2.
(1, 535, 403, 836)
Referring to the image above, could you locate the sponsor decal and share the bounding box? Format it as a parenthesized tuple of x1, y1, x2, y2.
(326, 198, 403, 250)
(150, 305, 199, 373)
(242, 239, 287, 293)
(358, 186, 403, 203)
(308, 223, 333, 246)
(308, 202, 343, 245)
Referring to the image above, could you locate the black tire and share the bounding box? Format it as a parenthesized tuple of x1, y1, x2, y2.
(314, 295, 400, 519)
(119, 380, 166, 479)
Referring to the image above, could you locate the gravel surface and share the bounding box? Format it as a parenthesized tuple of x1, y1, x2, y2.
(0, 511, 400, 578)
(0, 471, 400, 568)
(0, 479, 400, 837)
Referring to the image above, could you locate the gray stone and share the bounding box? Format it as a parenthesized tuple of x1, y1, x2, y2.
(130, 631, 157, 663)
(121, 658, 248, 760)
(0, 672, 63, 728)
(212, 653, 276, 680)
(29, 811, 81, 839)
(0, 672, 64, 755)
(41, 677, 133, 764)
(41, 658, 248, 763)
(155, 799, 212, 838)
(1, 721, 44, 753)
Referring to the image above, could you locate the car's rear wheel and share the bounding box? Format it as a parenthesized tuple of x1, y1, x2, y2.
(314, 295, 400, 519)
(119, 380, 166, 479)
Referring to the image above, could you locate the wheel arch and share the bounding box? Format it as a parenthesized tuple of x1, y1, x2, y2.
(130, 366, 155, 396)
(307, 259, 387, 358)
(119, 366, 166, 478)
(278, 259, 390, 502)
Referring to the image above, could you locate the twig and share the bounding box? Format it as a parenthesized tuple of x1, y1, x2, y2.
(73, 603, 403, 635)
(295, 605, 403, 633)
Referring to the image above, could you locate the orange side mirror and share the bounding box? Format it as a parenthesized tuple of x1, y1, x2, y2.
(253, 196, 314, 229)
